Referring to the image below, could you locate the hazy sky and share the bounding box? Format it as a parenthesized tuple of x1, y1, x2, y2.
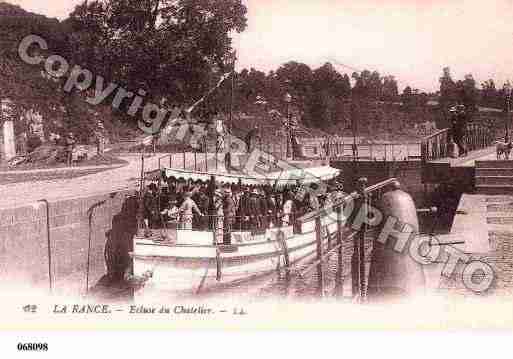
(8, 0, 513, 92)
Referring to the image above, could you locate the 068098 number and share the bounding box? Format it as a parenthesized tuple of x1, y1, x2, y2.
(17, 343, 48, 351)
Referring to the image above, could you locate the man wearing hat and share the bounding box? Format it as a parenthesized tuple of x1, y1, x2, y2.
(212, 188, 225, 243)
(159, 184, 170, 212)
(258, 188, 270, 229)
(222, 187, 236, 245)
(237, 187, 250, 230)
(194, 184, 210, 230)
(248, 188, 261, 231)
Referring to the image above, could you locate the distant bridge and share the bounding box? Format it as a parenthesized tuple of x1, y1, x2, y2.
(420, 124, 513, 194)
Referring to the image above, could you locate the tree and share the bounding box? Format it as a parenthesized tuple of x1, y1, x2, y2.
(0, 2, 70, 135)
(312, 62, 349, 98)
(66, 0, 248, 111)
(382, 76, 399, 102)
(275, 61, 313, 109)
(401, 86, 414, 109)
(457, 74, 479, 114)
(439, 66, 458, 110)
(481, 79, 495, 107)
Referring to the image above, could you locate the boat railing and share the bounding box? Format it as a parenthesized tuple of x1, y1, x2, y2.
(137, 176, 425, 301)
(157, 212, 303, 235)
(289, 176, 411, 301)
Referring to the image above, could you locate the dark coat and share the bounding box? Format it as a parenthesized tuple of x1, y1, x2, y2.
(223, 196, 237, 224)
(248, 195, 261, 217)
(238, 192, 251, 217)
(143, 191, 158, 219)
(259, 196, 269, 216)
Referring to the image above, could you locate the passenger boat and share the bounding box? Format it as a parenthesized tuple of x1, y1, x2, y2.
(131, 165, 344, 300)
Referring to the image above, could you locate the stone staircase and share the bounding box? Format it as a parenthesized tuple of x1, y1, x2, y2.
(475, 160, 513, 194)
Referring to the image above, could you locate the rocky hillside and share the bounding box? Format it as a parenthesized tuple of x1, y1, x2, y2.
(0, 2, 136, 145)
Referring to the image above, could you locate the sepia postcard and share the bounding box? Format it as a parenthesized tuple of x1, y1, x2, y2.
(1, 0, 513, 342)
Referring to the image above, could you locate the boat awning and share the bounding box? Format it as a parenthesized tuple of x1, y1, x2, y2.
(158, 168, 263, 185)
(266, 166, 341, 185)
(154, 165, 341, 186)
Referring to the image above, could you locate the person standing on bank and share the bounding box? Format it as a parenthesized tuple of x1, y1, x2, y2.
(450, 105, 468, 157)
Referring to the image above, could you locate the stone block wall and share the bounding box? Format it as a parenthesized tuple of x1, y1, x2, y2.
(0, 190, 138, 297)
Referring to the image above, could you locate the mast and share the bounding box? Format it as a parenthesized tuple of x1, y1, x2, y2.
(229, 51, 236, 150)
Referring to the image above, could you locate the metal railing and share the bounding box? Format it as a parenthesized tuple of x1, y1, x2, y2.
(420, 123, 494, 163)
(155, 143, 422, 176)
(324, 141, 421, 162)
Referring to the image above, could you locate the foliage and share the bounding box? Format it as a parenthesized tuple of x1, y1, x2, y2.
(439, 67, 480, 114)
(0, 0, 247, 144)
(66, 0, 248, 108)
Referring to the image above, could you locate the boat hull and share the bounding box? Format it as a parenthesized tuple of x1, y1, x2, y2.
(133, 220, 340, 300)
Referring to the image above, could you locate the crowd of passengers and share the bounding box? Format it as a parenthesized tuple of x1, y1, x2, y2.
(142, 175, 347, 239)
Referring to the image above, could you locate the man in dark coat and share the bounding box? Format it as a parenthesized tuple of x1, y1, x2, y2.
(143, 183, 159, 231)
(223, 188, 237, 244)
(450, 105, 468, 157)
(259, 189, 270, 229)
(248, 189, 262, 231)
(195, 185, 210, 230)
(238, 187, 251, 230)
(265, 189, 277, 227)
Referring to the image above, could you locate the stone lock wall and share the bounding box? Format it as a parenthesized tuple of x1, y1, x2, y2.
(0, 190, 138, 297)
(331, 160, 423, 198)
